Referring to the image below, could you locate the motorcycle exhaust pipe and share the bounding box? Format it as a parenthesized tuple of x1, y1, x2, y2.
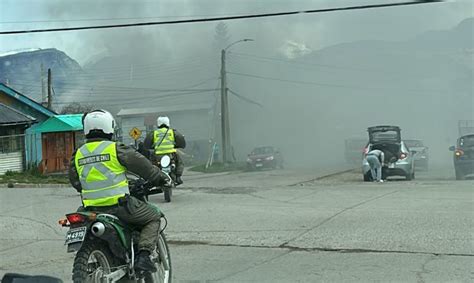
(91, 222, 106, 237)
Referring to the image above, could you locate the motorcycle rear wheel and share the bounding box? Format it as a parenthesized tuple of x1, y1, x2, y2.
(72, 242, 118, 283)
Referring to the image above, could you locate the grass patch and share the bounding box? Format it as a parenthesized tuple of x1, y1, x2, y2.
(189, 162, 247, 173)
(0, 168, 69, 184)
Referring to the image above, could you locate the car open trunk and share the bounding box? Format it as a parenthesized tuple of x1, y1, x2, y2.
(368, 126, 401, 144)
(370, 142, 401, 163)
(368, 126, 402, 163)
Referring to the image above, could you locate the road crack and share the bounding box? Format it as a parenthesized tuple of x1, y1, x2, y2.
(288, 168, 356, 186)
(213, 250, 291, 281)
(0, 215, 63, 237)
(281, 189, 400, 245)
(168, 240, 473, 257)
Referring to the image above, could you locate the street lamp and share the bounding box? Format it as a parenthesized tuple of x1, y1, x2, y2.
(220, 39, 254, 164)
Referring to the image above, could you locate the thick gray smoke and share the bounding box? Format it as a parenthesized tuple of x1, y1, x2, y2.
(4, 0, 472, 168)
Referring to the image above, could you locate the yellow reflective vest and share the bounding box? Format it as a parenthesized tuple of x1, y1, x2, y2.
(153, 128, 176, 155)
(74, 141, 129, 207)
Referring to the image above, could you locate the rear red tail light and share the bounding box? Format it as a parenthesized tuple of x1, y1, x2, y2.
(66, 213, 86, 224)
(400, 152, 408, 160)
(455, 149, 464, 157)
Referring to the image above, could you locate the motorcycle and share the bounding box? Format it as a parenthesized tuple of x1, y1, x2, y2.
(59, 174, 172, 283)
(155, 155, 175, 203)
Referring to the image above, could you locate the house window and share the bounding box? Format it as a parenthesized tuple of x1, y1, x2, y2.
(0, 127, 24, 153)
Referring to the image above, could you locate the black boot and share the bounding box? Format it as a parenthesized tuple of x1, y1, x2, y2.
(135, 250, 157, 272)
(176, 176, 183, 185)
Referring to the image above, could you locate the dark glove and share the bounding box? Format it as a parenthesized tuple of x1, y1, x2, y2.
(157, 171, 172, 187)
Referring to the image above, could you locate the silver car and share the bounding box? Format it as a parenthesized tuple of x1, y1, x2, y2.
(404, 139, 429, 170)
(362, 126, 416, 181)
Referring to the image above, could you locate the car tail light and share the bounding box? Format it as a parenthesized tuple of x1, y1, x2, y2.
(66, 213, 86, 224)
(400, 152, 408, 160)
(455, 149, 464, 157)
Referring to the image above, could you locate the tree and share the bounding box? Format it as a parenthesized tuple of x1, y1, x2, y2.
(214, 22, 231, 51)
(60, 102, 94, 114)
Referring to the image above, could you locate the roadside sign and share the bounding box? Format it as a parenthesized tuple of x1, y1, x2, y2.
(129, 127, 142, 140)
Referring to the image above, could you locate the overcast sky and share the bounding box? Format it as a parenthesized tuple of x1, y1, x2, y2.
(0, 0, 472, 65)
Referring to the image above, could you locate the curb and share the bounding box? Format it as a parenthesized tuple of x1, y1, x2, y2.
(0, 183, 72, 188)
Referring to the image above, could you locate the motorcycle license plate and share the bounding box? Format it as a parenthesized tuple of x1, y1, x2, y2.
(65, 227, 87, 245)
(256, 163, 263, 167)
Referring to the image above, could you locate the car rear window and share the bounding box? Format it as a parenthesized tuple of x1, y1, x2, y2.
(372, 131, 398, 142)
(252, 147, 274, 154)
(405, 140, 424, 147)
(459, 135, 474, 147)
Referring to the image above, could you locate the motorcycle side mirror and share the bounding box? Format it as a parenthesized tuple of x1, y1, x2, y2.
(448, 146, 455, 151)
(161, 155, 171, 167)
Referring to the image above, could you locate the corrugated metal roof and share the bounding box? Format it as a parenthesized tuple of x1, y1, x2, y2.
(0, 103, 36, 126)
(0, 83, 56, 117)
(32, 114, 83, 133)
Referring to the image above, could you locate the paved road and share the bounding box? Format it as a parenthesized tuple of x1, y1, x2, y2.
(0, 167, 472, 282)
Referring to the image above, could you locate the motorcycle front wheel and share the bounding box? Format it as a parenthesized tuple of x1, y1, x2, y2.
(72, 242, 119, 283)
(163, 187, 172, 203)
(145, 232, 172, 283)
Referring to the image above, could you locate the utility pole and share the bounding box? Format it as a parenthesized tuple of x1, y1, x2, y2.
(47, 68, 52, 109)
(220, 49, 228, 164)
(220, 39, 254, 164)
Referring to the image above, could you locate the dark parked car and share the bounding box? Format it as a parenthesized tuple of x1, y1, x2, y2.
(362, 125, 415, 181)
(449, 134, 474, 180)
(247, 146, 284, 170)
(404, 139, 429, 170)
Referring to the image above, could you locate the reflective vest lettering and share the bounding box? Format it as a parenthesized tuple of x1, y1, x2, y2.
(75, 141, 129, 207)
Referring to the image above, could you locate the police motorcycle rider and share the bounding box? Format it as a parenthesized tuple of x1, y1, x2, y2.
(142, 116, 186, 185)
(68, 109, 171, 273)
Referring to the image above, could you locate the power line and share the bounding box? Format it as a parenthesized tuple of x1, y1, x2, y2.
(9, 82, 218, 95)
(0, 1, 443, 35)
(228, 52, 407, 76)
(227, 71, 444, 94)
(0, 13, 243, 25)
(228, 89, 263, 108)
(52, 89, 216, 106)
(72, 56, 217, 74)
(43, 60, 217, 80)
(8, 76, 219, 94)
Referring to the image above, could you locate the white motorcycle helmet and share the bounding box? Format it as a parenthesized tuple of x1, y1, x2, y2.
(157, 116, 170, 127)
(82, 109, 115, 137)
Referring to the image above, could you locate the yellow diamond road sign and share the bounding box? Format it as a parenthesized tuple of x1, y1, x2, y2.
(129, 127, 142, 140)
